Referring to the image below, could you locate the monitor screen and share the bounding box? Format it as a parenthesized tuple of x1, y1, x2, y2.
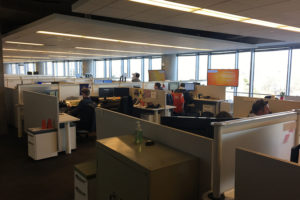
(114, 88, 129, 97)
(207, 69, 239, 86)
(168, 82, 179, 91)
(79, 84, 89, 95)
(99, 88, 114, 98)
(185, 83, 195, 91)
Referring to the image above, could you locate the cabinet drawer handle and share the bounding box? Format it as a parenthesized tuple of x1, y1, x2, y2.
(28, 134, 33, 138)
(75, 187, 86, 196)
(75, 174, 86, 183)
(28, 141, 34, 145)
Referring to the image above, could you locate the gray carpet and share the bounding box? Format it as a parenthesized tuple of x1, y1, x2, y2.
(0, 128, 97, 200)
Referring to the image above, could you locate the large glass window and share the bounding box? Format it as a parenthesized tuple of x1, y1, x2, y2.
(178, 55, 196, 81)
(106, 60, 110, 78)
(199, 55, 208, 85)
(253, 50, 288, 97)
(151, 57, 162, 70)
(111, 60, 122, 78)
(47, 62, 53, 76)
(27, 63, 36, 73)
(95, 61, 105, 78)
(130, 58, 142, 79)
(68, 61, 76, 76)
(57, 62, 64, 76)
(211, 53, 235, 69)
(290, 49, 300, 95)
(144, 58, 149, 82)
(237, 52, 251, 96)
(11, 64, 17, 74)
(19, 65, 25, 75)
(124, 59, 128, 76)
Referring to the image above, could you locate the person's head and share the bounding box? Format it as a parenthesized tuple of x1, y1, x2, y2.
(180, 83, 185, 88)
(154, 82, 161, 90)
(251, 99, 270, 115)
(132, 73, 140, 78)
(81, 88, 90, 98)
(216, 111, 233, 119)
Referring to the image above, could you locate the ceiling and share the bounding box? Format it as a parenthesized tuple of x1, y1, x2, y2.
(3, 0, 300, 63)
(2, 14, 254, 63)
(72, 0, 300, 43)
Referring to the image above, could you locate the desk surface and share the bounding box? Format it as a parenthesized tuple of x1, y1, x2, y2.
(193, 98, 225, 103)
(59, 113, 79, 123)
(134, 105, 176, 111)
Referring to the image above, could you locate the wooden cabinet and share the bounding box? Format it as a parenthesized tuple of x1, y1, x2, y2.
(96, 135, 199, 200)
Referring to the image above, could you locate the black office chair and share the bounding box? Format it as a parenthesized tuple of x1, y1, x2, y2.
(76, 103, 96, 140)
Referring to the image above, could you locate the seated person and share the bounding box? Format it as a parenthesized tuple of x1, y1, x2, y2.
(132, 72, 141, 82)
(216, 111, 233, 119)
(175, 83, 194, 105)
(69, 88, 96, 131)
(154, 82, 163, 90)
(249, 99, 271, 117)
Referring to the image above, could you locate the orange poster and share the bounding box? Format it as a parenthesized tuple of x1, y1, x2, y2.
(207, 69, 239, 86)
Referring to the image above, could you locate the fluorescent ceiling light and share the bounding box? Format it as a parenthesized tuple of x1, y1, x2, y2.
(75, 46, 159, 54)
(3, 48, 120, 57)
(130, 0, 199, 12)
(194, 9, 248, 21)
(37, 31, 210, 51)
(3, 55, 50, 59)
(5, 41, 44, 46)
(129, 0, 300, 33)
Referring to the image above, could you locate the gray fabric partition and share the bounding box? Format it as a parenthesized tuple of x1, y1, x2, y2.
(96, 108, 213, 196)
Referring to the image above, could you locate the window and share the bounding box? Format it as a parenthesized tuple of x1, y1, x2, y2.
(68, 61, 76, 76)
(106, 60, 110, 78)
(11, 64, 17, 74)
(290, 49, 300, 95)
(55, 62, 64, 76)
(47, 62, 53, 76)
(130, 58, 142, 78)
(178, 55, 196, 81)
(27, 63, 36, 73)
(124, 59, 128, 76)
(144, 58, 149, 82)
(253, 50, 288, 97)
(211, 53, 235, 69)
(111, 60, 122, 78)
(199, 55, 208, 85)
(151, 57, 162, 70)
(19, 65, 25, 75)
(95, 61, 105, 78)
(237, 52, 251, 97)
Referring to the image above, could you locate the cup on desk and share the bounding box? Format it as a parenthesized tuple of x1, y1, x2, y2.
(42, 120, 46, 129)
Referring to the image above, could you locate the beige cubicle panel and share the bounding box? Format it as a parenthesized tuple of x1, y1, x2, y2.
(23, 91, 58, 130)
(233, 96, 300, 118)
(95, 108, 213, 196)
(4, 87, 18, 127)
(129, 88, 166, 107)
(58, 83, 80, 100)
(18, 84, 52, 104)
(235, 148, 300, 200)
(194, 85, 226, 99)
(211, 111, 298, 198)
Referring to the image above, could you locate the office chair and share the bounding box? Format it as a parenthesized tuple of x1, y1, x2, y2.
(76, 103, 96, 140)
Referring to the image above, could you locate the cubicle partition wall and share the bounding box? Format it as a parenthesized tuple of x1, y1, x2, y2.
(211, 111, 300, 198)
(194, 85, 226, 99)
(235, 148, 300, 200)
(58, 83, 80, 100)
(23, 91, 58, 130)
(18, 84, 55, 104)
(95, 108, 213, 196)
(4, 87, 18, 127)
(233, 96, 300, 118)
(129, 88, 166, 107)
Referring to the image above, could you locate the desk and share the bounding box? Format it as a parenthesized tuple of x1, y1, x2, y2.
(133, 105, 176, 123)
(58, 113, 79, 154)
(193, 98, 225, 115)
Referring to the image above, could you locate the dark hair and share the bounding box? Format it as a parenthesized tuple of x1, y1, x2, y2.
(155, 82, 161, 88)
(81, 88, 90, 96)
(216, 111, 233, 119)
(250, 99, 268, 114)
(201, 111, 214, 117)
(136, 73, 140, 78)
(180, 83, 185, 87)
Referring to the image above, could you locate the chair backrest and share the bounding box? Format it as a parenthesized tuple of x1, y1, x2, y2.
(78, 103, 96, 131)
(172, 92, 184, 113)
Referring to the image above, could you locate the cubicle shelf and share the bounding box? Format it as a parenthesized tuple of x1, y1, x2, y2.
(96, 135, 199, 200)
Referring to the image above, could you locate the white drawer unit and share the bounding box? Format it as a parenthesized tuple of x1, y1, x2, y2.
(74, 160, 97, 200)
(27, 130, 58, 160)
(58, 123, 76, 152)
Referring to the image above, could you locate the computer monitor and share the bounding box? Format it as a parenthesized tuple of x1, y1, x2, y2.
(94, 79, 104, 84)
(168, 82, 179, 91)
(99, 88, 114, 98)
(185, 83, 195, 91)
(79, 84, 89, 95)
(114, 88, 129, 97)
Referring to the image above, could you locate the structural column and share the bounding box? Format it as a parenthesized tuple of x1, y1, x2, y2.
(36, 62, 45, 75)
(162, 54, 177, 81)
(0, 32, 7, 133)
(82, 60, 94, 75)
